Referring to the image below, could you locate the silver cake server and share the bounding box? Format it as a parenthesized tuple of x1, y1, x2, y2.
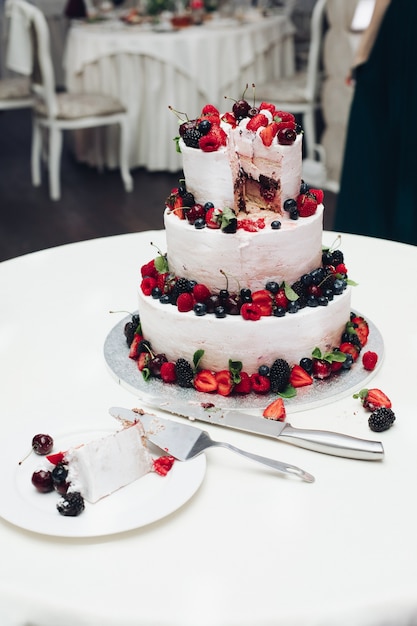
(109, 407, 315, 483)
(111, 398, 384, 461)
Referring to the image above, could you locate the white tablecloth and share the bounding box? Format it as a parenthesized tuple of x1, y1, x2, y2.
(64, 14, 296, 171)
(1, 230, 417, 626)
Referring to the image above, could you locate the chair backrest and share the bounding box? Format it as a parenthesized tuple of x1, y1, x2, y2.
(6, 0, 58, 117)
(305, 0, 327, 101)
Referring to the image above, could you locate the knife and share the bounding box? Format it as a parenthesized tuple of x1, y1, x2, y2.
(109, 406, 315, 482)
(111, 398, 384, 461)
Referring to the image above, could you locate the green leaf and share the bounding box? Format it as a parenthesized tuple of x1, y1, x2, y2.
(329, 350, 347, 363)
(220, 206, 237, 231)
(154, 254, 169, 274)
(311, 346, 322, 359)
(353, 388, 368, 400)
(229, 360, 242, 384)
(283, 282, 299, 302)
(135, 323, 142, 335)
(193, 349, 205, 369)
(174, 136, 181, 153)
(347, 278, 358, 286)
(279, 384, 297, 398)
(142, 367, 151, 381)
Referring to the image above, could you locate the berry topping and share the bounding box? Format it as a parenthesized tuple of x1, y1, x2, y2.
(31, 469, 54, 493)
(289, 364, 313, 388)
(269, 358, 291, 393)
(263, 397, 286, 421)
(259, 122, 279, 146)
(297, 193, 318, 217)
(153, 455, 175, 476)
(215, 370, 233, 396)
(249, 373, 271, 394)
(175, 358, 194, 388)
(277, 127, 297, 145)
(246, 113, 268, 131)
(233, 371, 251, 394)
(353, 388, 392, 411)
(177, 292, 195, 312)
(57, 491, 85, 517)
(194, 370, 218, 393)
(32, 434, 54, 455)
(160, 361, 177, 383)
(368, 408, 396, 432)
(362, 351, 378, 371)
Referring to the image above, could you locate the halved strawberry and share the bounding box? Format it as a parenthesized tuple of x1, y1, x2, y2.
(246, 113, 269, 132)
(215, 370, 233, 396)
(137, 352, 150, 371)
(250, 373, 271, 394)
(351, 315, 369, 347)
(205, 207, 222, 229)
(353, 388, 392, 411)
(160, 361, 177, 383)
(128, 334, 143, 359)
(221, 111, 237, 127)
(194, 370, 218, 393)
(234, 371, 251, 394)
(259, 122, 279, 147)
(262, 397, 286, 421)
(289, 364, 313, 388)
(339, 342, 360, 361)
(46, 452, 66, 465)
(251, 290, 273, 316)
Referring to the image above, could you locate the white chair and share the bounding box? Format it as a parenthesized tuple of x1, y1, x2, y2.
(0, 76, 33, 110)
(7, 0, 133, 201)
(255, 0, 328, 159)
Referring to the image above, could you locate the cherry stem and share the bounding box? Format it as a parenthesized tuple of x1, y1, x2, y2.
(251, 83, 256, 107)
(168, 105, 189, 122)
(18, 449, 32, 465)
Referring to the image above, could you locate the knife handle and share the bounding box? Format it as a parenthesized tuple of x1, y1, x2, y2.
(279, 425, 384, 461)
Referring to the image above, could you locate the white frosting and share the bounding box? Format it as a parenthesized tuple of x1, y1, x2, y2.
(138, 286, 352, 375)
(66, 423, 153, 503)
(165, 205, 324, 292)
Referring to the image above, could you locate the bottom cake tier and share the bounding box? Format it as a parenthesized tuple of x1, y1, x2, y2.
(137, 286, 352, 375)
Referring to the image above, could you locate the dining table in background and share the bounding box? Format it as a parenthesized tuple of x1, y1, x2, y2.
(63, 12, 296, 172)
(1, 229, 417, 626)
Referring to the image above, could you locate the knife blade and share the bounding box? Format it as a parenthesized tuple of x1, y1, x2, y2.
(109, 407, 315, 482)
(112, 397, 384, 461)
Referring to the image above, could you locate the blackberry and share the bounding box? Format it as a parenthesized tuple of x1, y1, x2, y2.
(331, 249, 344, 265)
(175, 358, 194, 388)
(368, 408, 396, 433)
(269, 358, 291, 393)
(322, 250, 333, 265)
(181, 191, 195, 207)
(183, 127, 202, 148)
(291, 280, 307, 308)
(57, 491, 85, 517)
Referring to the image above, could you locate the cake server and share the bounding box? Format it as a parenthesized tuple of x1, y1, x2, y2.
(111, 400, 384, 461)
(109, 407, 315, 483)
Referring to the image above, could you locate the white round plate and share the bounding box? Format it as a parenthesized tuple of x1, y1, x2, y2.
(1, 428, 206, 538)
(104, 312, 384, 414)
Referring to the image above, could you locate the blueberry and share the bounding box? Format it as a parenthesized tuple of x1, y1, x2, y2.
(265, 281, 279, 294)
(287, 301, 300, 314)
(258, 364, 270, 377)
(289, 208, 299, 220)
(333, 279, 346, 295)
(301, 273, 313, 287)
(271, 220, 281, 229)
(283, 198, 297, 212)
(240, 288, 252, 301)
(151, 286, 162, 299)
(204, 202, 214, 211)
(307, 295, 318, 307)
(318, 296, 329, 306)
(194, 217, 205, 229)
(322, 250, 333, 265)
(300, 357, 313, 373)
(342, 354, 354, 370)
(323, 288, 334, 301)
(214, 306, 226, 318)
(178, 185, 187, 197)
(300, 181, 310, 194)
(273, 306, 286, 317)
(193, 302, 207, 316)
(159, 294, 172, 304)
(198, 119, 211, 135)
(223, 218, 237, 233)
(310, 268, 325, 285)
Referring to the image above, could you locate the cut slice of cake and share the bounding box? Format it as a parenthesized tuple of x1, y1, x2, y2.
(64, 423, 153, 504)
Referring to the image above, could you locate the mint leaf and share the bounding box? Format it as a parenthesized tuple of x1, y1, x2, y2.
(283, 282, 299, 302)
(312, 347, 322, 359)
(142, 367, 151, 381)
(229, 360, 242, 384)
(279, 384, 297, 398)
(193, 350, 205, 369)
(174, 136, 181, 153)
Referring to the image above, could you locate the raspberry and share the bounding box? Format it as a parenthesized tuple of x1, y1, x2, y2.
(368, 408, 396, 432)
(240, 302, 262, 321)
(250, 373, 271, 394)
(233, 371, 251, 394)
(193, 283, 211, 303)
(141, 276, 157, 296)
(362, 351, 378, 371)
(269, 358, 291, 393)
(160, 361, 177, 383)
(177, 292, 194, 312)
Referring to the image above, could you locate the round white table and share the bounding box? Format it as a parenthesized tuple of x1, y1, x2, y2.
(1, 230, 416, 626)
(63, 13, 295, 171)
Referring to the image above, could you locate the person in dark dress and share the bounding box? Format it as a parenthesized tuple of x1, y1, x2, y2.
(335, 0, 417, 246)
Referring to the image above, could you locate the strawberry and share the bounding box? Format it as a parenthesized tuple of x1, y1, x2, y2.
(263, 397, 286, 421)
(309, 188, 324, 204)
(289, 364, 313, 388)
(205, 207, 222, 229)
(160, 361, 177, 383)
(201, 104, 219, 116)
(215, 370, 233, 396)
(251, 290, 273, 316)
(193, 283, 211, 303)
(177, 292, 194, 312)
(137, 352, 150, 371)
(351, 315, 369, 347)
(339, 341, 360, 361)
(250, 373, 271, 394)
(141, 276, 157, 296)
(274, 110, 296, 123)
(362, 351, 378, 371)
(312, 359, 332, 379)
(234, 371, 251, 394)
(194, 370, 218, 393)
(128, 334, 143, 359)
(46, 452, 66, 465)
(246, 113, 269, 132)
(259, 101, 275, 115)
(153, 455, 175, 476)
(165, 189, 186, 219)
(157, 272, 169, 293)
(259, 122, 279, 147)
(274, 288, 289, 310)
(240, 302, 262, 321)
(297, 193, 318, 218)
(353, 388, 392, 411)
(221, 111, 237, 127)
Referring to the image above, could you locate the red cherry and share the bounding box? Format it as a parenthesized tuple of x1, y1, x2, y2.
(31, 469, 54, 493)
(32, 434, 54, 455)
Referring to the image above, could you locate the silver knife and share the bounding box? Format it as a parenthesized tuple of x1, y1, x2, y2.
(109, 407, 315, 482)
(112, 398, 384, 461)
